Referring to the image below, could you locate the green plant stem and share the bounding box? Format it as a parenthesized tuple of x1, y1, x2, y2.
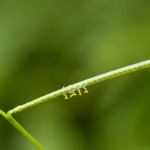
(0, 110, 44, 150)
(8, 59, 150, 115)
(0, 109, 7, 119)
(1, 59, 150, 150)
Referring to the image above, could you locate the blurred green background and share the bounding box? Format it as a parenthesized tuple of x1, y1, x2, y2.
(0, 0, 150, 150)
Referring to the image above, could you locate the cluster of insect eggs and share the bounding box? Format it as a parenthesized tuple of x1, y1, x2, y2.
(63, 86, 88, 99)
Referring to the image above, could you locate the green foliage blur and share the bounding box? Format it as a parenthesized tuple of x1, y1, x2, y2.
(0, 0, 150, 150)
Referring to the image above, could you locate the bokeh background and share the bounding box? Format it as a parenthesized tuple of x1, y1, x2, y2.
(0, 0, 150, 150)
